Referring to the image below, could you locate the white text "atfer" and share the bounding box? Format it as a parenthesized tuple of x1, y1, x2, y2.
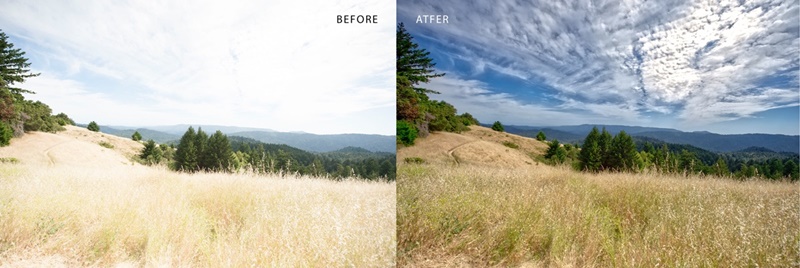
(416, 15, 449, 24)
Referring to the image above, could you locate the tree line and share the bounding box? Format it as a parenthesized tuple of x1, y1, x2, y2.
(0, 30, 74, 146)
(541, 126, 799, 181)
(139, 126, 396, 180)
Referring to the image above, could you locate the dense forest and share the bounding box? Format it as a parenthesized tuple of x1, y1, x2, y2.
(139, 127, 396, 180)
(0, 30, 74, 146)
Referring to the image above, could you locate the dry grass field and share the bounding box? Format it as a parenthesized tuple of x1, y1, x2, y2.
(0, 127, 396, 267)
(397, 126, 800, 267)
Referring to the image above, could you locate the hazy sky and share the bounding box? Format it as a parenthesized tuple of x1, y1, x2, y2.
(1, 0, 395, 135)
(399, 0, 799, 135)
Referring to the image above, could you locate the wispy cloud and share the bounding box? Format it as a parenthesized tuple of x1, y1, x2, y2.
(1, 0, 395, 135)
(400, 0, 799, 129)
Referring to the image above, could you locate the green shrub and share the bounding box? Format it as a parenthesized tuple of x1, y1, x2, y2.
(491, 121, 504, 132)
(397, 120, 418, 146)
(52, 112, 75, 126)
(404, 157, 425, 164)
(87, 121, 100, 132)
(502, 141, 519, 149)
(98, 141, 114, 149)
(0, 157, 19, 164)
(132, 131, 142, 141)
(0, 121, 12, 146)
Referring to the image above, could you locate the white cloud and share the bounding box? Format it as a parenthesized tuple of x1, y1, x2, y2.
(427, 74, 651, 127)
(400, 0, 799, 127)
(1, 0, 395, 135)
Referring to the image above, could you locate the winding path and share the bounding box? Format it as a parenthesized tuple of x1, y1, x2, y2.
(42, 140, 73, 166)
(446, 140, 479, 166)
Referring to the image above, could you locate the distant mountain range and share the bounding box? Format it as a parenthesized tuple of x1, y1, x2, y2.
(498, 124, 799, 154)
(81, 124, 396, 153)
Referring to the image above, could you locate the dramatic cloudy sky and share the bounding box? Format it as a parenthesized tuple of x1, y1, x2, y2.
(0, 0, 395, 135)
(399, 0, 799, 135)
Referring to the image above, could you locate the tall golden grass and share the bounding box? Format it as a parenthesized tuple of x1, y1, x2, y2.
(0, 163, 396, 267)
(398, 163, 800, 267)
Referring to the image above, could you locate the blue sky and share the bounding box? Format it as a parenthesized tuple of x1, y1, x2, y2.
(0, 0, 395, 135)
(399, 0, 800, 135)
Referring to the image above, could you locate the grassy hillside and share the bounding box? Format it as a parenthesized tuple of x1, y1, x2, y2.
(397, 126, 799, 267)
(0, 128, 396, 267)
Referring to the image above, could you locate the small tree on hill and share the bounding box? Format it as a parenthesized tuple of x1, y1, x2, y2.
(491, 121, 504, 132)
(140, 139, 162, 165)
(87, 121, 99, 132)
(536, 131, 546, 141)
(545, 139, 566, 164)
(132, 131, 142, 141)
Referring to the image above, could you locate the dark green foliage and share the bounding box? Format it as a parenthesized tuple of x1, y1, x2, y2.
(0, 31, 39, 97)
(132, 131, 142, 141)
(397, 120, 418, 146)
(17, 100, 63, 132)
(579, 127, 602, 172)
(783, 159, 799, 181)
(205, 130, 232, 172)
(87, 121, 100, 132)
(459, 112, 479, 126)
(536, 131, 546, 141)
(230, 136, 396, 180)
(598, 128, 613, 170)
(491, 121, 504, 132)
(571, 128, 800, 180)
(139, 140, 163, 165)
(0, 121, 11, 146)
(609, 131, 639, 172)
(396, 23, 468, 140)
(425, 100, 467, 132)
(174, 126, 198, 171)
(52, 113, 74, 126)
(0, 30, 66, 138)
(397, 23, 444, 92)
(544, 139, 566, 164)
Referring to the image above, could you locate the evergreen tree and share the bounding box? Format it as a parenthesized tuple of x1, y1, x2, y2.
(0, 31, 39, 98)
(205, 130, 232, 172)
(579, 127, 602, 172)
(783, 159, 799, 181)
(397, 23, 445, 93)
(132, 131, 142, 141)
(609, 130, 638, 172)
(713, 157, 729, 177)
(545, 139, 566, 164)
(536, 131, 546, 141)
(140, 139, 162, 165)
(598, 127, 612, 170)
(194, 128, 209, 170)
(491, 121, 504, 132)
(174, 126, 198, 172)
(87, 121, 100, 132)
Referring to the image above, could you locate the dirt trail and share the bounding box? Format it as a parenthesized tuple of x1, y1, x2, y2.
(446, 140, 479, 166)
(0, 126, 144, 168)
(398, 126, 550, 169)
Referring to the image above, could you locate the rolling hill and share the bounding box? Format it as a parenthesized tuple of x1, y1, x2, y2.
(86, 124, 396, 153)
(502, 124, 799, 154)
